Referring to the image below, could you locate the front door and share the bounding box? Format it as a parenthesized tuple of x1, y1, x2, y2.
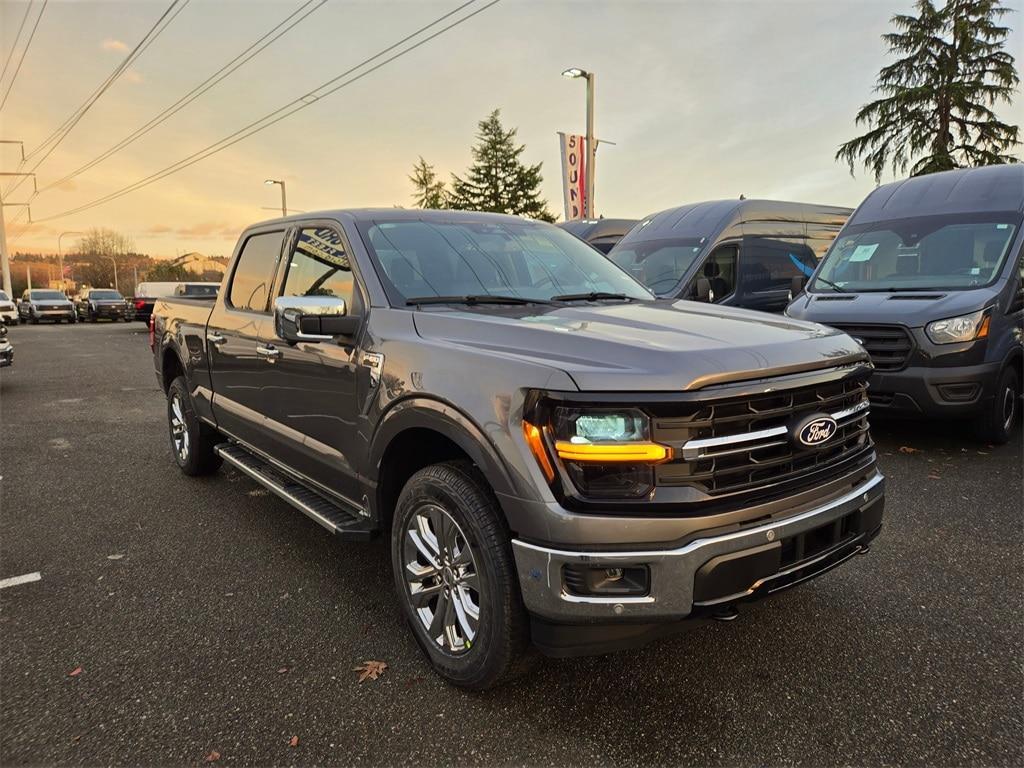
(209, 229, 286, 457)
(257, 225, 366, 507)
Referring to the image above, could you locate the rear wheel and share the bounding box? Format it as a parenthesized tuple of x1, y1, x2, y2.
(975, 365, 1021, 444)
(167, 376, 222, 475)
(391, 461, 530, 690)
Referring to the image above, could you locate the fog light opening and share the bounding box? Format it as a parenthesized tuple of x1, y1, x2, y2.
(562, 564, 649, 597)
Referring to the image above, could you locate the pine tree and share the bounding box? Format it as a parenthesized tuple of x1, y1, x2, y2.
(408, 156, 448, 209)
(837, 0, 1020, 182)
(449, 109, 554, 221)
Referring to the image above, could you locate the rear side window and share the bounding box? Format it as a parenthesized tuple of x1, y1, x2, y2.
(229, 232, 284, 312)
(282, 228, 355, 306)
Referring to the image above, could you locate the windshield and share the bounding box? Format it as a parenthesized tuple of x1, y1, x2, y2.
(358, 219, 653, 305)
(812, 213, 1020, 292)
(89, 290, 122, 300)
(0, 291, 9, 301)
(607, 238, 705, 295)
(30, 291, 66, 300)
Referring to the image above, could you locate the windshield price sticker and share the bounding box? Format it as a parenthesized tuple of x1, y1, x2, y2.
(848, 243, 879, 262)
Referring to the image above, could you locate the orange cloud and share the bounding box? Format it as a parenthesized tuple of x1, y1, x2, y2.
(101, 38, 128, 52)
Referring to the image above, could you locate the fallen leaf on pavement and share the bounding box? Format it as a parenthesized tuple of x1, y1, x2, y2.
(277, 667, 289, 674)
(353, 660, 387, 683)
(68, 666, 83, 677)
(204, 750, 221, 762)
(928, 475, 941, 480)
(898, 446, 920, 454)
(289, 736, 299, 748)
(106, 554, 124, 560)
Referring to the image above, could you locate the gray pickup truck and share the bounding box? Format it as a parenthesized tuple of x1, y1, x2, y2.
(151, 209, 885, 689)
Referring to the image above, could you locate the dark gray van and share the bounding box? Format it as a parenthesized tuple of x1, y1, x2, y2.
(786, 165, 1024, 443)
(608, 199, 852, 313)
(557, 218, 639, 254)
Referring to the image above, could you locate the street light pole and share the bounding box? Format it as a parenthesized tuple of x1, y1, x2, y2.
(58, 231, 84, 295)
(106, 255, 119, 291)
(562, 68, 597, 218)
(264, 179, 287, 217)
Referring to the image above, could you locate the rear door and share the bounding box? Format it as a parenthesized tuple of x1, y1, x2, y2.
(208, 228, 286, 456)
(257, 223, 367, 505)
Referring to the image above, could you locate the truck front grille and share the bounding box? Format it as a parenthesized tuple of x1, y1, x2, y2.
(829, 324, 913, 371)
(652, 373, 872, 500)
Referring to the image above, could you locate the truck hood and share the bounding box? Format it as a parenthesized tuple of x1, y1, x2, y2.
(412, 300, 866, 391)
(787, 288, 996, 328)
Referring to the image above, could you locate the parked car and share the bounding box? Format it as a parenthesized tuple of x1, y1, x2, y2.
(18, 289, 75, 323)
(787, 164, 1024, 444)
(133, 281, 219, 323)
(74, 288, 130, 322)
(609, 199, 852, 313)
(0, 323, 12, 368)
(557, 218, 639, 254)
(0, 290, 17, 325)
(152, 210, 885, 689)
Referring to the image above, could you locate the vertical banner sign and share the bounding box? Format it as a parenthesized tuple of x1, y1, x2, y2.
(558, 132, 587, 220)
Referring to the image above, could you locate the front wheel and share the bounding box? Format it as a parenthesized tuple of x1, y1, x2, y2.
(391, 461, 530, 690)
(975, 365, 1021, 444)
(166, 376, 222, 475)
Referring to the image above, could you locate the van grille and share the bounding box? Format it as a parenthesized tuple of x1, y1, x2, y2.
(652, 374, 872, 499)
(829, 324, 913, 371)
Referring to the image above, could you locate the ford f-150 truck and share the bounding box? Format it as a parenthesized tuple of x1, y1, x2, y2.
(151, 209, 885, 689)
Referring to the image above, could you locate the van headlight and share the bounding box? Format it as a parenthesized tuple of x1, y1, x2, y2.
(522, 404, 672, 499)
(925, 309, 990, 344)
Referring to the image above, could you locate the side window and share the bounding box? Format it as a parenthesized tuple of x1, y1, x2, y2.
(282, 228, 356, 308)
(742, 237, 816, 294)
(228, 231, 284, 312)
(691, 245, 737, 301)
(1010, 250, 1024, 314)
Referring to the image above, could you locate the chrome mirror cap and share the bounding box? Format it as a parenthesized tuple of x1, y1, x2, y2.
(274, 295, 347, 343)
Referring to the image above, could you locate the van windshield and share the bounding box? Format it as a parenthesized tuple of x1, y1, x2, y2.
(607, 238, 705, 295)
(812, 214, 1020, 293)
(359, 219, 653, 305)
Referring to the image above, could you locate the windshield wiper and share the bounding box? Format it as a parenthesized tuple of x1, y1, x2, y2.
(405, 294, 551, 306)
(812, 277, 846, 293)
(856, 286, 948, 293)
(551, 291, 632, 302)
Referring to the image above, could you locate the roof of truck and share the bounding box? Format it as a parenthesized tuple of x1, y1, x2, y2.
(251, 208, 537, 228)
(850, 164, 1024, 224)
(619, 199, 853, 244)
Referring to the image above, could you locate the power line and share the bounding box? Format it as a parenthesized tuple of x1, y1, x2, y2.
(38, 0, 328, 196)
(0, 0, 48, 113)
(0, 1, 34, 89)
(32, 0, 501, 225)
(3, 0, 189, 200)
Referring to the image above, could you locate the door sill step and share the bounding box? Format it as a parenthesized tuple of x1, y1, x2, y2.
(216, 443, 374, 541)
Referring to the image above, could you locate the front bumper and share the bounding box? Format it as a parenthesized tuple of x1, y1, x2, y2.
(868, 361, 1001, 417)
(512, 472, 884, 626)
(0, 343, 13, 367)
(0, 308, 16, 322)
(33, 308, 75, 320)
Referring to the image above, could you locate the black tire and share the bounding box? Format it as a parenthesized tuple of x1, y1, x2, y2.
(975, 365, 1021, 445)
(391, 460, 531, 690)
(30, 316, 39, 324)
(166, 376, 222, 476)
(89, 313, 97, 323)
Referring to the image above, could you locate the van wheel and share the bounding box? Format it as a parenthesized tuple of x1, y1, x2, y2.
(975, 365, 1020, 445)
(391, 461, 531, 690)
(167, 376, 222, 475)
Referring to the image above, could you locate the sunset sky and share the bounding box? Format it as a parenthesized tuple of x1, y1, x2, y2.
(1, 0, 1022, 259)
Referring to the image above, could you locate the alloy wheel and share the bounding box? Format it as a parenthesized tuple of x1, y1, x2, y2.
(402, 503, 481, 654)
(170, 394, 190, 463)
(1002, 383, 1017, 433)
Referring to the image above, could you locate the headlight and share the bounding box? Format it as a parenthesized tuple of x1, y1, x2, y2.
(925, 309, 990, 344)
(523, 406, 671, 499)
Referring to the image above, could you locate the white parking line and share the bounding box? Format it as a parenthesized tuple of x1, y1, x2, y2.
(0, 572, 42, 590)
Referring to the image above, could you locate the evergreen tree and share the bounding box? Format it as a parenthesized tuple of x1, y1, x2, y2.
(449, 109, 554, 221)
(837, 0, 1020, 182)
(408, 156, 448, 209)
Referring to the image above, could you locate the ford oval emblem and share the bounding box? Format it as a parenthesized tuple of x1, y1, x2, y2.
(795, 415, 838, 447)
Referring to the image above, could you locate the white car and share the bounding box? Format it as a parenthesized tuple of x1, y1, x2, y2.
(0, 290, 17, 325)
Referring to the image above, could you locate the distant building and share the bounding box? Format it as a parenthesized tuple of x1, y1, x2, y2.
(171, 252, 227, 276)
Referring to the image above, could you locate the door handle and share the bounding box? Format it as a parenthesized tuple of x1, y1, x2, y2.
(207, 332, 226, 346)
(256, 344, 281, 361)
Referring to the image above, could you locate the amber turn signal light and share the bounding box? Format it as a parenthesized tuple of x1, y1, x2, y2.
(522, 421, 556, 482)
(553, 441, 672, 463)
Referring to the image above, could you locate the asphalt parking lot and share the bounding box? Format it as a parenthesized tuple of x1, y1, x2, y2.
(1, 321, 1021, 767)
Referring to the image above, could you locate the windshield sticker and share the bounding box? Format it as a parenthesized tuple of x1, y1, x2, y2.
(848, 244, 879, 262)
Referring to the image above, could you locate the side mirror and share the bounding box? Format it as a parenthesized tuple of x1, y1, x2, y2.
(789, 275, 807, 301)
(694, 277, 714, 303)
(274, 295, 359, 343)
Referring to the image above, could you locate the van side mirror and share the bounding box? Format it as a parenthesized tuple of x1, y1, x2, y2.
(789, 275, 807, 300)
(274, 296, 359, 343)
(694, 277, 714, 303)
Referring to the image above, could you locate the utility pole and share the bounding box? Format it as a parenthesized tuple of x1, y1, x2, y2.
(0, 141, 31, 296)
